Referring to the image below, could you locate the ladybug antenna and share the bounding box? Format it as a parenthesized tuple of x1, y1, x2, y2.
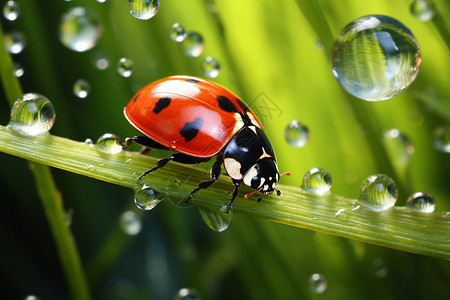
(281, 172, 291, 176)
(244, 190, 259, 199)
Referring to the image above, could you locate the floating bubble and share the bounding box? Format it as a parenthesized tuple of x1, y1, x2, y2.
(13, 62, 24, 77)
(3, 1, 20, 21)
(198, 206, 232, 232)
(383, 129, 414, 167)
(301, 167, 332, 195)
(410, 0, 434, 21)
(174, 288, 202, 300)
(73, 79, 90, 98)
(8, 93, 55, 136)
(134, 185, 164, 210)
(59, 7, 102, 52)
(128, 0, 159, 20)
(358, 174, 398, 211)
(182, 32, 204, 57)
(117, 58, 134, 77)
(119, 211, 142, 235)
(372, 258, 389, 278)
(95, 133, 123, 154)
(284, 120, 309, 148)
(406, 191, 435, 213)
(308, 273, 327, 294)
(433, 126, 450, 153)
(170, 23, 187, 42)
(201, 56, 221, 78)
(4, 30, 26, 54)
(332, 15, 421, 101)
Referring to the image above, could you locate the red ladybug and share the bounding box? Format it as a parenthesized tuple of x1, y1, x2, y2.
(124, 75, 283, 212)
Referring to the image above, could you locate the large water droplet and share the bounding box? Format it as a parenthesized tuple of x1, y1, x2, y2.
(170, 23, 187, 42)
(174, 288, 202, 300)
(8, 93, 55, 136)
(117, 58, 134, 77)
(358, 174, 398, 211)
(383, 129, 414, 166)
(3, 1, 20, 21)
(128, 0, 159, 20)
(406, 191, 435, 213)
(59, 7, 102, 52)
(134, 185, 164, 210)
(284, 120, 309, 148)
(410, 0, 434, 21)
(202, 56, 221, 78)
(4, 30, 26, 54)
(182, 32, 204, 57)
(119, 210, 142, 235)
(433, 126, 450, 153)
(95, 133, 123, 154)
(301, 167, 332, 195)
(332, 15, 421, 101)
(198, 206, 232, 232)
(73, 79, 90, 98)
(308, 273, 327, 294)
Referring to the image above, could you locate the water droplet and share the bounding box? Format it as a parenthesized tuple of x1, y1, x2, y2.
(332, 15, 421, 101)
(95, 133, 123, 154)
(8, 93, 55, 136)
(134, 185, 164, 210)
(383, 129, 414, 166)
(410, 0, 434, 21)
(93, 52, 109, 70)
(84, 138, 94, 145)
(301, 167, 332, 195)
(119, 211, 142, 235)
(169, 140, 177, 149)
(334, 208, 348, 220)
(308, 273, 327, 294)
(96, 0, 108, 3)
(372, 258, 389, 278)
(4, 30, 26, 54)
(433, 126, 450, 153)
(59, 7, 102, 52)
(198, 206, 232, 232)
(406, 191, 435, 213)
(170, 23, 187, 42)
(23, 296, 42, 300)
(182, 32, 204, 57)
(73, 79, 90, 98)
(117, 58, 134, 77)
(128, 0, 159, 20)
(13, 62, 24, 77)
(3, 1, 20, 21)
(358, 174, 398, 211)
(174, 287, 202, 300)
(202, 56, 221, 78)
(284, 120, 309, 148)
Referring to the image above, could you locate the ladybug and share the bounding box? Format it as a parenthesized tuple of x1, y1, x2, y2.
(124, 75, 285, 212)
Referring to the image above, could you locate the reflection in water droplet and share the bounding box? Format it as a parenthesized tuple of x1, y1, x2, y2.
(8, 93, 55, 136)
(202, 56, 221, 78)
(359, 174, 398, 211)
(95, 133, 123, 154)
(174, 287, 202, 300)
(23, 296, 42, 300)
(59, 7, 102, 52)
(332, 15, 421, 101)
(301, 167, 332, 195)
(119, 210, 142, 235)
(410, 0, 434, 21)
(334, 209, 348, 220)
(372, 258, 389, 278)
(170, 23, 187, 42)
(13, 62, 24, 77)
(433, 126, 450, 153)
(284, 120, 309, 148)
(406, 191, 435, 213)
(4, 30, 26, 54)
(73, 79, 90, 98)
(383, 129, 414, 167)
(309, 273, 327, 294)
(134, 185, 164, 210)
(182, 32, 204, 57)
(128, 0, 159, 20)
(3, 1, 20, 21)
(117, 58, 134, 77)
(198, 206, 232, 232)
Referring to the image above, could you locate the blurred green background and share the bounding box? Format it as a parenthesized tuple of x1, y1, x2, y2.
(0, 0, 449, 299)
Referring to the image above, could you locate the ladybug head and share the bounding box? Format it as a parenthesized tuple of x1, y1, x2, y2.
(242, 158, 280, 198)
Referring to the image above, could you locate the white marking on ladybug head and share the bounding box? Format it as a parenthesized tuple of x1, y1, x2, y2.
(224, 158, 243, 179)
(247, 112, 262, 128)
(232, 113, 245, 135)
(272, 182, 276, 189)
(243, 165, 258, 186)
(262, 184, 269, 192)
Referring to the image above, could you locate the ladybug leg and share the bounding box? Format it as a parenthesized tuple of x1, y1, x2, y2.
(225, 180, 240, 213)
(124, 136, 168, 154)
(186, 155, 223, 202)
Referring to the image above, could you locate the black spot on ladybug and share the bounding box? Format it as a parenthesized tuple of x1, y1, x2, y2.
(180, 117, 204, 141)
(217, 96, 239, 113)
(133, 94, 140, 103)
(153, 97, 171, 114)
(186, 79, 199, 84)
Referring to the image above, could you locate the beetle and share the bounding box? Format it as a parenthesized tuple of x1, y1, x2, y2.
(124, 75, 286, 212)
